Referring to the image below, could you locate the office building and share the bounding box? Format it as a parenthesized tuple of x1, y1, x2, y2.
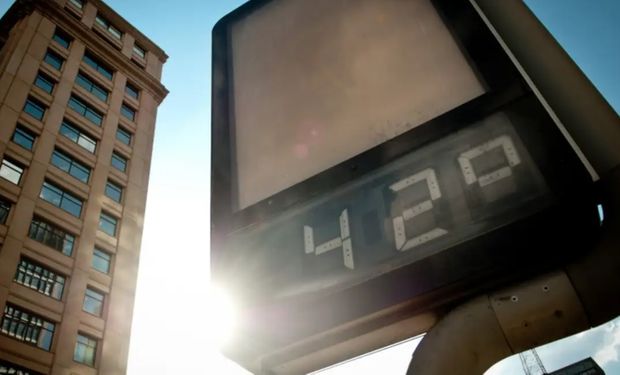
(0, 0, 167, 373)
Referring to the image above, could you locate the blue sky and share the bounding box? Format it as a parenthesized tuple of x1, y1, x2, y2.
(524, 0, 620, 113)
(0, 0, 618, 374)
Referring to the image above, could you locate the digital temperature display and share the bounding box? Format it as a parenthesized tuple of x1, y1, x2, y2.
(220, 112, 549, 299)
(211, 0, 599, 369)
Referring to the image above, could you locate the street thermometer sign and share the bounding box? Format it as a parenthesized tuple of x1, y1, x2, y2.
(211, 0, 600, 373)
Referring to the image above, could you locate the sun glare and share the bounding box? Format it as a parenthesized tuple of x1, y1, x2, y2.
(207, 285, 238, 347)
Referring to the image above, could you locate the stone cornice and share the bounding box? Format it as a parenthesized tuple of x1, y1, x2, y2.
(34, 0, 169, 103)
(86, 0, 168, 62)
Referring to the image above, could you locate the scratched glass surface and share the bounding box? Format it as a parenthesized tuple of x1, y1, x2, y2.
(221, 112, 550, 299)
(230, 0, 486, 210)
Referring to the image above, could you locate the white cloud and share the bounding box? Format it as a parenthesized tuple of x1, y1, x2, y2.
(594, 320, 620, 366)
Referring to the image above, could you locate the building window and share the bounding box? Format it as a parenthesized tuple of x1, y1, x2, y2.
(132, 43, 146, 59)
(68, 0, 84, 10)
(75, 72, 109, 102)
(92, 248, 111, 274)
(51, 149, 91, 183)
(40, 180, 83, 217)
(15, 257, 66, 300)
(68, 95, 103, 126)
(120, 103, 136, 122)
(98, 212, 117, 236)
(116, 127, 132, 146)
(0, 359, 43, 375)
(23, 97, 46, 121)
(12, 125, 37, 150)
(1, 304, 55, 351)
(95, 14, 122, 40)
(28, 217, 75, 256)
(0, 197, 11, 224)
(74, 333, 97, 366)
(34, 72, 55, 94)
(125, 82, 139, 100)
(82, 52, 114, 80)
(52, 28, 72, 49)
(104, 180, 122, 202)
(111, 152, 127, 172)
(43, 49, 64, 70)
(83, 288, 104, 316)
(60, 120, 97, 153)
(0, 158, 24, 185)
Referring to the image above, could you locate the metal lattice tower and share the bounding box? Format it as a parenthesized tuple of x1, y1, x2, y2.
(519, 349, 548, 375)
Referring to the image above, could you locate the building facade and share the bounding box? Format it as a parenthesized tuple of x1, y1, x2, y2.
(0, 0, 167, 374)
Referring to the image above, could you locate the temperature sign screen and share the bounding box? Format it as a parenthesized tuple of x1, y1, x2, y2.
(229, 0, 486, 210)
(220, 111, 550, 300)
(211, 0, 599, 369)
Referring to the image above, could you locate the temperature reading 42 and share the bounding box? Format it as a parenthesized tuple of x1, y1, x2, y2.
(304, 134, 526, 270)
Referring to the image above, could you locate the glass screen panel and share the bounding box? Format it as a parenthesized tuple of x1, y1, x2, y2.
(230, 0, 486, 210)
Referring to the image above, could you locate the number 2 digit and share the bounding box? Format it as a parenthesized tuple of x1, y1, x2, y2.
(390, 168, 448, 252)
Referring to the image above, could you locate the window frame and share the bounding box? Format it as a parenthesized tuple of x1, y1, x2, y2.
(12, 125, 37, 151)
(0, 359, 43, 375)
(75, 71, 109, 102)
(104, 180, 123, 203)
(34, 71, 56, 94)
(115, 126, 132, 146)
(95, 14, 122, 40)
(59, 120, 97, 153)
(120, 102, 136, 122)
(40, 180, 84, 217)
(1, 304, 55, 351)
(83, 287, 105, 316)
(92, 248, 111, 274)
(43, 49, 64, 70)
(24, 96, 46, 121)
(68, 95, 103, 126)
(111, 152, 127, 173)
(0, 197, 11, 224)
(132, 43, 146, 59)
(98, 211, 118, 237)
(124, 82, 140, 100)
(52, 27, 72, 49)
(15, 257, 66, 300)
(28, 217, 75, 256)
(74, 333, 97, 367)
(0, 158, 25, 185)
(82, 52, 114, 81)
(50, 148, 92, 183)
(68, 0, 84, 10)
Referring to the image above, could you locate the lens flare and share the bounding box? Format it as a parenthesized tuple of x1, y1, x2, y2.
(207, 285, 238, 348)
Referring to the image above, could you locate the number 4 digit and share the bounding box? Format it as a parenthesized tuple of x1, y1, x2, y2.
(304, 209, 354, 269)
